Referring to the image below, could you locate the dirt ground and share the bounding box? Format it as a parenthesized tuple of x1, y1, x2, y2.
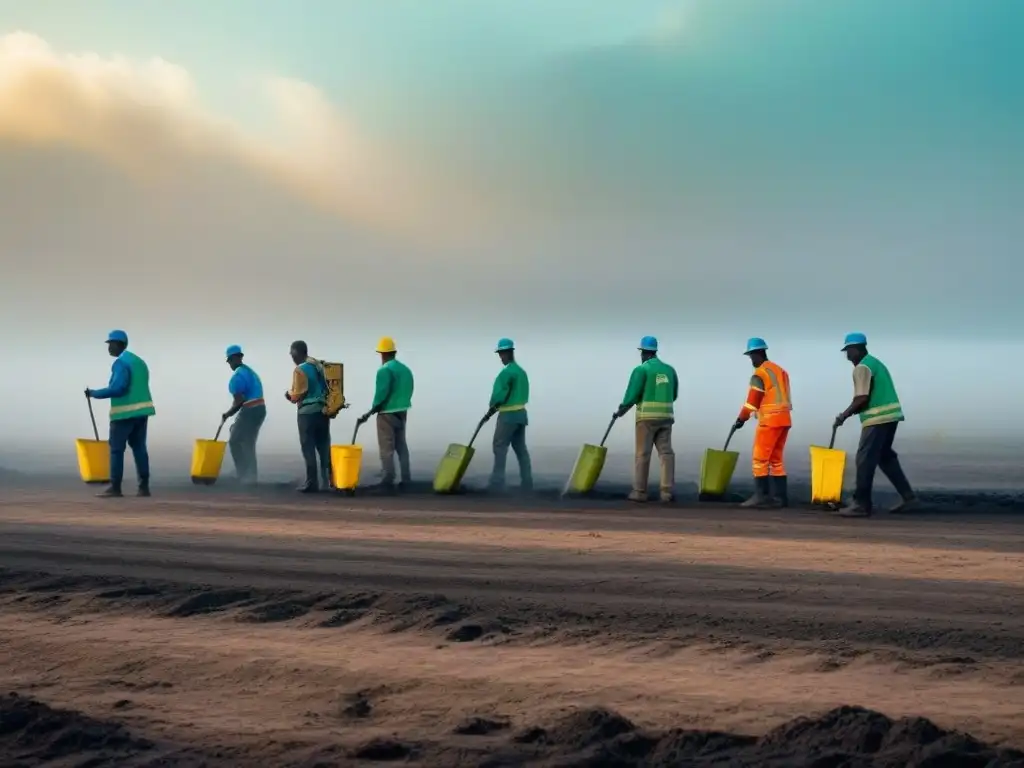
(0, 488, 1023, 766)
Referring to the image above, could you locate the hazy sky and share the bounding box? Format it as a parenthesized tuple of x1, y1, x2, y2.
(1, 1, 1021, 462)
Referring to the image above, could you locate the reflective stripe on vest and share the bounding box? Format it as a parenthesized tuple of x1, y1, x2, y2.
(498, 403, 526, 413)
(110, 401, 155, 417)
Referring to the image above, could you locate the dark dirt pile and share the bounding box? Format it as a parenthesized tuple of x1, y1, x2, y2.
(3, 694, 1022, 767)
(495, 705, 1024, 767)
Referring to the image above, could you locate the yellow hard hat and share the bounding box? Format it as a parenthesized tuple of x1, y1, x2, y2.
(375, 336, 397, 354)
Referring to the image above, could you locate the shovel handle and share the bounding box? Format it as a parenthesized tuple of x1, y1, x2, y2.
(723, 424, 738, 451)
(214, 416, 226, 442)
(85, 392, 100, 442)
(351, 420, 362, 445)
(599, 415, 618, 447)
(467, 412, 491, 449)
(828, 424, 838, 450)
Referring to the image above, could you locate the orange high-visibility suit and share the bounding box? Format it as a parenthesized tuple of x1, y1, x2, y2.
(736, 360, 792, 477)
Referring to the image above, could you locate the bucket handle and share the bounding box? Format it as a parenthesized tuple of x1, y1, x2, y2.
(85, 392, 100, 442)
(828, 424, 838, 450)
(723, 424, 738, 451)
(214, 415, 227, 442)
(598, 414, 619, 447)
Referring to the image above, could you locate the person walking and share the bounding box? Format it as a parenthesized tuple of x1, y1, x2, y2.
(285, 340, 332, 492)
(85, 329, 155, 498)
(733, 337, 792, 508)
(486, 338, 532, 492)
(222, 345, 266, 486)
(834, 332, 918, 517)
(357, 337, 414, 493)
(615, 336, 678, 503)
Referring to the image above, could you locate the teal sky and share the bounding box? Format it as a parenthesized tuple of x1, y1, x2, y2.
(2, 0, 1023, 456)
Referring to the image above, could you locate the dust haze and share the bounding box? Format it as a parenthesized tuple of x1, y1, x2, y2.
(1, 1, 1021, 489)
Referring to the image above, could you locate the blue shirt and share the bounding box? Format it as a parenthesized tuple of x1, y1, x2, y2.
(228, 364, 264, 403)
(90, 355, 131, 400)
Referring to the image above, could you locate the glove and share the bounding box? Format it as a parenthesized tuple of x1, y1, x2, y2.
(84, 388, 93, 398)
(221, 412, 230, 422)
(485, 406, 498, 420)
(358, 412, 371, 425)
(613, 405, 628, 419)
(833, 413, 847, 429)
(284, 391, 293, 402)
(733, 418, 745, 431)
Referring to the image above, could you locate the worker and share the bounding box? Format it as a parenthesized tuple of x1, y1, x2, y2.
(732, 337, 792, 508)
(357, 337, 414, 493)
(615, 336, 678, 503)
(84, 329, 155, 498)
(486, 338, 532, 492)
(833, 333, 918, 517)
(222, 345, 266, 486)
(285, 340, 332, 493)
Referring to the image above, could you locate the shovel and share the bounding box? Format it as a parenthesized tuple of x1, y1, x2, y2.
(698, 424, 742, 499)
(810, 424, 846, 506)
(562, 414, 619, 497)
(433, 412, 490, 493)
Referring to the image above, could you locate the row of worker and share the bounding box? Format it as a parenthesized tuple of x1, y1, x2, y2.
(84, 330, 916, 517)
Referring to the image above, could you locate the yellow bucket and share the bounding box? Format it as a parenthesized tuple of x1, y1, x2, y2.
(331, 445, 362, 491)
(810, 445, 846, 504)
(191, 439, 227, 485)
(75, 439, 110, 484)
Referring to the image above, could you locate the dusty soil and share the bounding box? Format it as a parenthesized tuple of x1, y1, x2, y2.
(0, 488, 1023, 766)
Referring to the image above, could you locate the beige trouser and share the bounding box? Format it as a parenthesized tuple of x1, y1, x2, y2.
(634, 419, 675, 496)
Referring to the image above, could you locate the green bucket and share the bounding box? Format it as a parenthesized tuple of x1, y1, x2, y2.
(699, 448, 739, 496)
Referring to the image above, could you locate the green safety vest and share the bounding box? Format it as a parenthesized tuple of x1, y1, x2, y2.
(492, 361, 529, 412)
(110, 351, 156, 421)
(635, 358, 677, 421)
(379, 359, 414, 413)
(859, 354, 905, 427)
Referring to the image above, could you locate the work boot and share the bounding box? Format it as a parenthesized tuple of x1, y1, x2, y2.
(96, 485, 123, 498)
(627, 490, 648, 503)
(836, 501, 871, 518)
(137, 481, 151, 498)
(740, 477, 773, 508)
(296, 481, 318, 494)
(888, 494, 919, 513)
(659, 492, 674, 504)
(771, 476, 789, 508)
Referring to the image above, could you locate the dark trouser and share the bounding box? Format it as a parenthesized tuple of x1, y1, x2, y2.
(376, 412, 411, 485)
(854, 421, 914, 511)
(109, 416, 150, 490)
(490, 411, 532, 489)
(298, 412, 331, 488)
(229, 404, 266, 485)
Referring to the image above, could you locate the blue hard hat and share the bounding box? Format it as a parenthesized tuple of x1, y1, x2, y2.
(841, 332, 868, 351)
(744, 337, 768, 355)
(105, 329, 128, 344)
(225, 344, 243, 359)
(638, 335, 658, 352)
(495, 337, 515, 352)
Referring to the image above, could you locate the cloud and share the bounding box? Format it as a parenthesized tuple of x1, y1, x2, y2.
(0, 32, 477, 243)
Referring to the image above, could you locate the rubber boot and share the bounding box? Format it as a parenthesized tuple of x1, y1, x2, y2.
(740, 476, 772, 508)
(771, 476, 788, 508)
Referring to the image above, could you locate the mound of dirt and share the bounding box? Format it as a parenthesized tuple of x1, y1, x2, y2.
(513, 705, 1024, 767)
(0, 692, 154, 763)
